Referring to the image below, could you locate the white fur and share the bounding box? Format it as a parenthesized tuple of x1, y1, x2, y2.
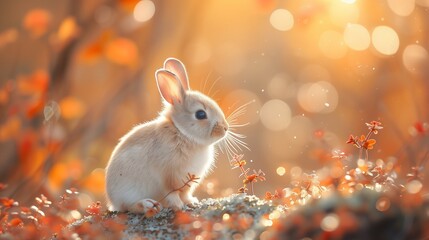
(105, 58, 228, 212)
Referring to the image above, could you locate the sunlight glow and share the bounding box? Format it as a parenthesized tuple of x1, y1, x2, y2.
(319, 30, 348, 59)
(329, 1, 359, 27)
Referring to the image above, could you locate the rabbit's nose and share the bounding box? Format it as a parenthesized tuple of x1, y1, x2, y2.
(221, 121, 229, 132)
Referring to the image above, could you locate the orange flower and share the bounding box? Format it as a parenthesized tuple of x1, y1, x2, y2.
(362, 139, 376, 150)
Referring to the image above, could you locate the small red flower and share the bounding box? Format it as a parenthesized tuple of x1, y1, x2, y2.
(346, 135, 358, 147)
(332, 149, 346, 159)
(366, 121, 383, 134)
(314, 129, 324, 139)
(238, 186, 248, 193)
(86, 201, 102, 215)
(265, 190, 283, 200)
(243, 170, 266, 184)
(0, 198, 16, 208)
(413, 122, 428, 135)
(8, 218, 23, 227)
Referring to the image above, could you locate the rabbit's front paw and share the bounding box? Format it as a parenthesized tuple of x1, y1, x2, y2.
(183, 194, 199, 206)
(164, 193, 184, 210)
(130, 199, 162, 216)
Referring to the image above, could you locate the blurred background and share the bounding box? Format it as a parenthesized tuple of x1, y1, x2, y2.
(0, 0, 429, 208)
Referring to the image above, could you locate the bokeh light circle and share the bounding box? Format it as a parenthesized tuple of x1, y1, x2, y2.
(343, 23, 371, 51)
(276, 167, 286, 176)
(270, 9, 294, 31)
(260, 99, 291, 131)
(406, 179, 423, 194)
(267, 74, 295, 99)
(320, 214, 340, 232)
(387, 0, 415, 16)
(402, 44, 429, 74)
(297, 81, 338, 113)
(372, 26, 400, 55)
(133, 0, 155, 22)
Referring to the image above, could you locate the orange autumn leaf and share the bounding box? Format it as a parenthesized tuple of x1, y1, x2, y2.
(105, 38, 138, 67)
(16, 70, 50, 118)
(17, 69, 49, 95)
(0, 88, 9, 105)
(59, 96, 86, 120)
(21, 147, 48, 176)
(26, 96, 46, 118)
(83, 169, 106, 194)
(8, 218, 23, 227)
(67, 159, 84, 180)
(48, 160, 82, 191)
(79, 31, 112, 63)
(80, 42, 104, 62)
(0, 116, 21, 141)
(57, 17, 79, 43)
(0, 28, 18, 48)
(48, 162, 68, 191)
(23, 8, 51, 37)
(18, 131, 37, 165)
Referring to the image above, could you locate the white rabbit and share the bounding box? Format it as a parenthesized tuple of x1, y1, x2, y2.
(105, 58, 229, 213)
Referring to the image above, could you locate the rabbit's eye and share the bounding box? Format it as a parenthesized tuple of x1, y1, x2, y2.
(195, 110, 207, 120)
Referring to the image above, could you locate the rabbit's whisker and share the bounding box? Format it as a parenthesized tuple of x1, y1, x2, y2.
(202, 70, 213, 94)
(207, 76, 222, 97)
(218, 100, 254, 160)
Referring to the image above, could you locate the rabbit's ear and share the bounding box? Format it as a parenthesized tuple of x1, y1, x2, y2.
(155, 70, 185, 105)
(163, 58, 190, 90)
